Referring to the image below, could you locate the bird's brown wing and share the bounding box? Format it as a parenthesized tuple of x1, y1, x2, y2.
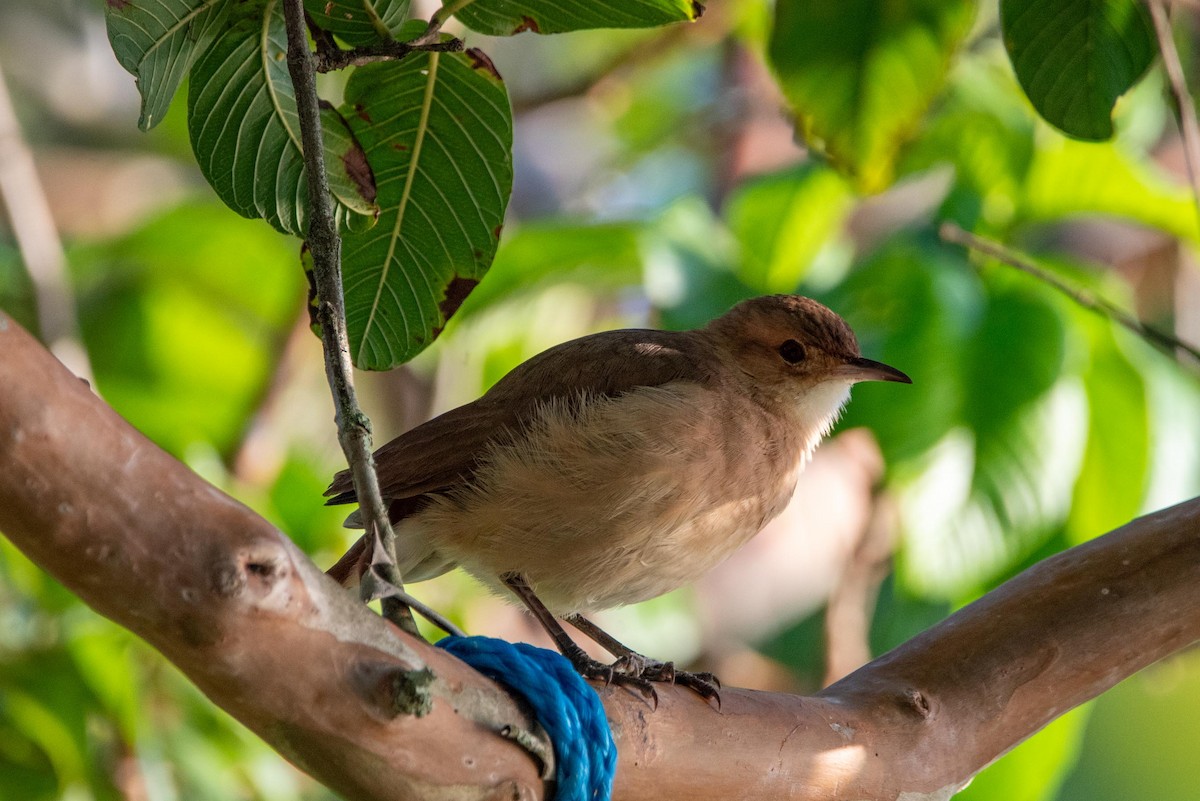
(324, 328, 719, 513)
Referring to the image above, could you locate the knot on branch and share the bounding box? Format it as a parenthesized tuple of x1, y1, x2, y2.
(350, 659, 436, 719)
(899, 688, 933, 720)
(209, 541, 293, 607)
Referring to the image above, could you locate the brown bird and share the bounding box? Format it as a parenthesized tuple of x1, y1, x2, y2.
(326, 294, 910, 699)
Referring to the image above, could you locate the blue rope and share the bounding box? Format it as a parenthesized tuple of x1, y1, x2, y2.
(438, 636, 617, 801)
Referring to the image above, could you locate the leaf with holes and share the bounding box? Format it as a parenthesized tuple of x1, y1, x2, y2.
(304, 0, 411, 46)
(104, 0, 230, 130)
(445, 0, 701, 35)
(1001, 0, 1154, 141)
(188, 0, 378, 235)
(768, 0, 976, 192)
(339, 50, 513, 369)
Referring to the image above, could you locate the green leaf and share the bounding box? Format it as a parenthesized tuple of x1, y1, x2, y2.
(768, 0, 976, 192)
(829, 235, 981, 464)
(321, 103, 380, 222)
(1067, 319, 1148, 543)
(457, 220, 645, 319)
(1020, 137, 1200, 242)
(962, 281, 1066, 437)
(0, 245, 39, 334)
(898, 381, 1087, 600)
(71, 202, 303, 458)
(1001, 0, 1155, 141)
(956, 705, 1090, 801)
(898, 57, 1037, 231)
(188, 0, 378, 235)
(724, 164, 853, 293)
(340, 49, 513, 369)
(104, 0, 230, 130)
(643, 199, 749, 330)
(446, 0, 702, 36)
(305, 0, 411, 45)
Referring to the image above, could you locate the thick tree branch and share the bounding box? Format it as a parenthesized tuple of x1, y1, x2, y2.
(0, 316, 548, 801)
(2, 314, 1199, 800)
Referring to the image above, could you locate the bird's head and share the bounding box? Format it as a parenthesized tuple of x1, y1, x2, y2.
(706, 294, 910, 440)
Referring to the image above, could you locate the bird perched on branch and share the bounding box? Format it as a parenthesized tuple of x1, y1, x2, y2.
(326, 294, 910, 700)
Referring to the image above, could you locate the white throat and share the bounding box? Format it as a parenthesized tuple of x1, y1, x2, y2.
(792, 380, 853, 460)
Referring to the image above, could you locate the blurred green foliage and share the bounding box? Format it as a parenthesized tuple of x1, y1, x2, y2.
(2, 0, 1200, 799)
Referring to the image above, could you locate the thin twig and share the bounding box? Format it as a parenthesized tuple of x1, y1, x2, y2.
(940, 223, 1200, 367)
(0, 63, 93, 383)
(409, 0, 470, 47)
(1148, 0, 1200, 234)
(366, 570, 467, 637)
(281, 0, 418, 636)
(313, 36, 463, 73)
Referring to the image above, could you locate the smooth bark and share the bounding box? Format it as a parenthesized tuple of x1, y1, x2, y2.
(2, 314, 1197, 801)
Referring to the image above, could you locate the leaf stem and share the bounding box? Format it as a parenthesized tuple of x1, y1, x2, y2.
(281, 0, 418, 636)
(940, 222, 1200, 370)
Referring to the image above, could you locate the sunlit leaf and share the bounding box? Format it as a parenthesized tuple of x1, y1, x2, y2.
(957, 706, 1090, 801)
(339, 49, 513, 369)
(898, 58, 1036, 231)
(962, 280, 1066, 437)
(448, 0, 702, 36)
(1068, 319, 1149, 543)
(1020, 136, 1200, 242)
(188, 0, 378, 235)
(1059, 653, 1200, 801)
(305, 0, 410, 45)
(899, 381, 1088, 600)
(768, 0, 975, 191)
(65, 623, 140, 743)
(104, 0, 230, 130)
(725, 164, 853, 293)
(1001, 0, 1154, 141)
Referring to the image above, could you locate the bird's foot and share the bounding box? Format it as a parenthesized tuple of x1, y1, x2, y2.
(571, 654, 659, 703)
(602, 654, 721, 706)
(627, 658, 721, 706)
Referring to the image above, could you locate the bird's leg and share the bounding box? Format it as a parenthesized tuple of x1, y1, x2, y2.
(501, 573, 657, 701)
(568, 614, 721, 704)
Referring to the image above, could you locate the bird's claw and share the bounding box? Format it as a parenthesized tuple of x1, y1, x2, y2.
(577, 657, 659, 705)
(581, 655, 720, 707)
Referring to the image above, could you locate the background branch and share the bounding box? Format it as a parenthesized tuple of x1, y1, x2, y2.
(822, 493, 897, 686)
(2, 314, 1198, 800)
(940, 222, 1200, 368)
(0, 61, 92, 382)
(1148, 0, 1200, 231)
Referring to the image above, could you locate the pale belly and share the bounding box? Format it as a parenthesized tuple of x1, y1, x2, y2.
(407, 384, 808, 615)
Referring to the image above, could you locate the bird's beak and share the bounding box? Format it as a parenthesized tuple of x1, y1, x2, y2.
(837, 356, 912, 384)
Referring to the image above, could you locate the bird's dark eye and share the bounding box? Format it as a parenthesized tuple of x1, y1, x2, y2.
(778, 339, 807, 364)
